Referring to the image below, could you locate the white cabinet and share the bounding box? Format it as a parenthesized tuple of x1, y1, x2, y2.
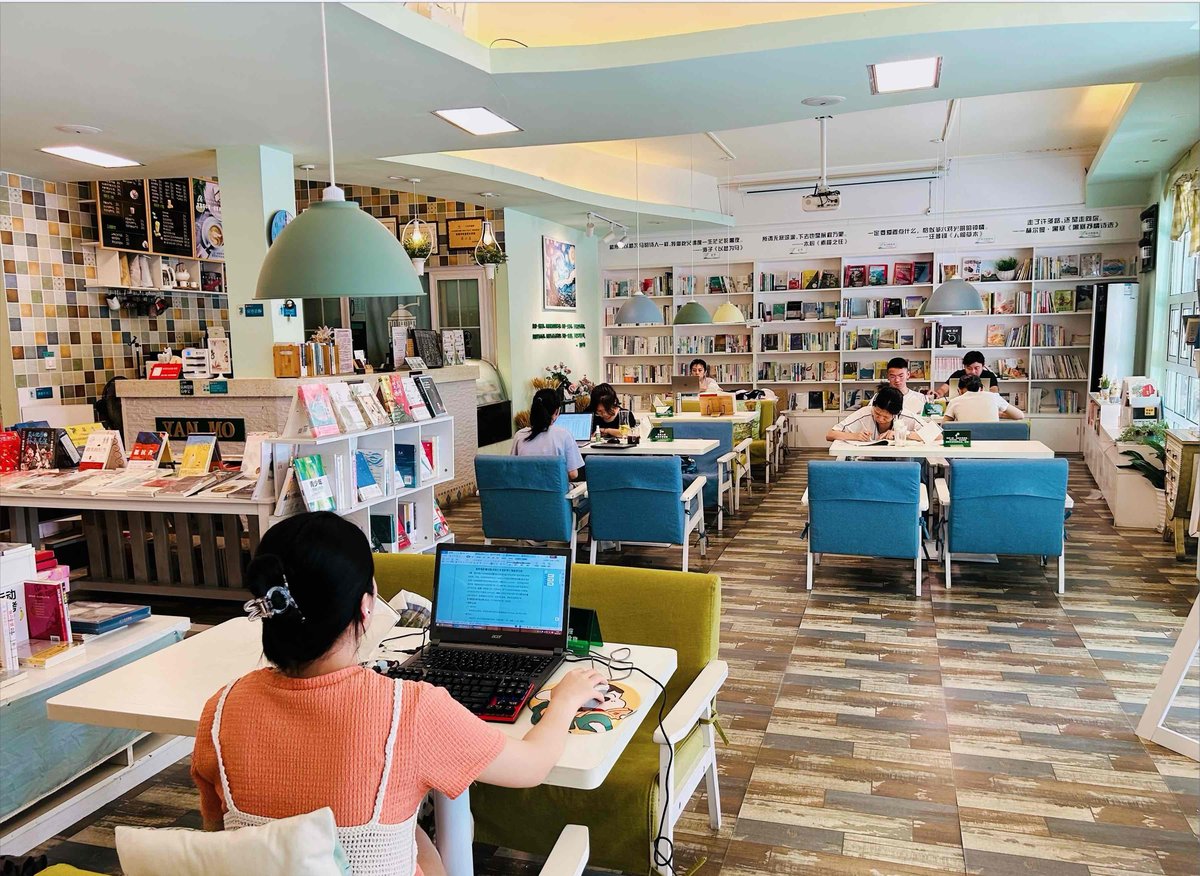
(1028, 417, 1082, 453)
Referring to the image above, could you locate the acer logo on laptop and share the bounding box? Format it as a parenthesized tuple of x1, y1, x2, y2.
(491, 634, 503, 639)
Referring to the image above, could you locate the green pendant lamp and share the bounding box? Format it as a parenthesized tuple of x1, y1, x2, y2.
(615, 293, 665, 325)
(673, 139, 712, 326)
(711, 153, 745, 326)
(917, 277, 983, 315)
(255, 3, 423, 300)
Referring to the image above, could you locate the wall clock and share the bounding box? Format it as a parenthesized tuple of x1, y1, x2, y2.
(268, 209, 294, 244)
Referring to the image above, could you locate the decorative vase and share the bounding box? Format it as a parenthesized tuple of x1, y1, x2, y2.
(411, 258, 426, 277)
(997, 269, 1016, 281)
(175, 263, 191, 287)
(484, 264, 496, 280)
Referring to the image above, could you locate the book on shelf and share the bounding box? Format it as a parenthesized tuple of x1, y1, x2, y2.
(17, 427, 59, 470)
(297, 384, 341, 437)
(1074, 285, 1095, 312)
(157, 471, 235, 497)
(801, 269, 819, 289)
(990, 357, 1028, 379)
(199, 477, 260, 500)
(432, 501, 452, 541)
(395, 443, 418, 489)
(382, 374, 416, 424)
(87, 469, 164, 496)
(420, 440, 437, 479)
(293, 454, 337, 512)
(24, 579, 71, 643)
(350, 383, 390, 428)
(63, 422, 103, 451)
(327, 382, 368, 432)
(178, 433, 220, 477)
(0, 430, 19, 472)
(369, 513, 402, 553)
(893, 262, 914, 286)
(272, 468, 305, 516)
(19, 638, 86, 669)
(785, 300, 803, 320)
(402, 376, 432, 420)
(123, 475, 180, 497)
(355, 450, 384, 501)
(68, 602, 151, 636)
(913, 261, 932, 284)
(844, 265, 866, 288)
(1031, 354, 1088, 380)
(414, 375, 447, 418)
(240, 433, 273, 481)
(1, 601, 20, 673)
(78, 430, 126, 471)
(57, 430, 81, 467)
(127, 431, 172, 469)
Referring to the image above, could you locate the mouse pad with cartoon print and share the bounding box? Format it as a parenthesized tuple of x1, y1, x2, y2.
(528, 679, 642, 734)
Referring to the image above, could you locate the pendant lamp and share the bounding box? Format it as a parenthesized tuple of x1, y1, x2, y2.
(711, 154, 745, 326)
(673, 137, 712, 326)
(614, 144, 664, 325)
(256, 4, 423, 300)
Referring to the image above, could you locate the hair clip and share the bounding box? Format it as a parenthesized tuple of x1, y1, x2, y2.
(243, 583, 304, 622)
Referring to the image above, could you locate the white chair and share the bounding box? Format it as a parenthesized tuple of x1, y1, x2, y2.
(540, 825, 590, 876)
(723, 435, 753, 511)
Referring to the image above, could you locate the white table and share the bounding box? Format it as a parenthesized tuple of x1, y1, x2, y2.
(580, 438, 718, 456)
(649, 411, 758, 425)
(47, 617, 676, 876)
(829, 439, 1054, 461)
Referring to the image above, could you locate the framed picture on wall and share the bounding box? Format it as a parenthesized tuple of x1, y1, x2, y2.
(446, 217, 484, 250)
(376, 216, 398, 237)
(542, 236, 577, 310)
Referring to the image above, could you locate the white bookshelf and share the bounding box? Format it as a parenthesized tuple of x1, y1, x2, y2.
(601, 242, 1138, 450)
(266, 379, 455, 554)
(86, 246, 226, 298)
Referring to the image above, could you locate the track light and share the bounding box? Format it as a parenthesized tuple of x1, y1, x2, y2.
(615, 230, 629, 248)
(586, 217, 595, 237)
(602, 225, 617, 245)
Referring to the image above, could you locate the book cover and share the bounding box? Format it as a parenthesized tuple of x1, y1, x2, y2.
(64, 422, 104, 450)
(785, 301, 803, 320)
(986, 324, 1008, 347)
(350, 383, 390, 427)
(383, 375, 415, 424)
(415, 376, 447, 418)
(122, 475, 177, 497)
(293, 454, 337, 512)
(402, 377, 432, 420)
(297, 384, 341, 437)
(24, 580, 70, 642)
(913, 261, 932, 284)
(199, 477, 260, 500)
(240, 433, 271, 481)
(893, 262, 914, 286)
(157, 472, 232, 496)
(19, 428, 59, 470)
(1052, 288, 1076, 313)
(844, 265, 866, 288)
(355, 450, 383, 501)
(327, 382, 368, 432)
(420, 440, 437, 478)
(842, 360, 857, 379)
(58, 431, 81, 467)
(0, 431, 19, 472)
(961, 258, 981, 281)
(819, 270, 839, 289)
(272, 468, 305, 516)
(883, 298, 903, 317)
(127, 431, 169, 469)
(801, 269, 819, 289)
(394, 444, 418, 489)
(1074, 285, 1094, 313)
(90, 469, 164, 495)
(78, 431, 122, 470)
(369, 514, 398, 553)
(867, 264, 888, 286)
(19, 639, 85, 669)
(1, 601, 20, 672)
(178, 433, 218, 477)
(771, 302, 785, 321)
(68, 601, 151, 636)
(432, 501, 452, 540)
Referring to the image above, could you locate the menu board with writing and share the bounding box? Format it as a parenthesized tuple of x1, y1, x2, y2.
(148, 177, 193, 257)
(97, 179, 149, 252)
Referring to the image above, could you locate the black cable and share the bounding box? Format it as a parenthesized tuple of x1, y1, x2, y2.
(377, 627, 429, 654)
(564, 651, 679, 876)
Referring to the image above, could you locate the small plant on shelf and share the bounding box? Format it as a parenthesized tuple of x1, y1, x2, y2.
(1117, 420, 1167, 489)
(994, 257, 1019, 281)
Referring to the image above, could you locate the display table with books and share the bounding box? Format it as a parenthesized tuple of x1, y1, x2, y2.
(0, 614, 191, 855)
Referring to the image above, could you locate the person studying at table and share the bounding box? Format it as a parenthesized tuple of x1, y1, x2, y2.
(884, 357, 929, 415)
(944, 375, 1025, 421)
(690, 358, 723, 393)
(191, 512, 606, 876)
(825, 385, 924, 443)
(934, 350, 1000, 398)
(511, 388, 585, 480)
(586, 383, 638, 437)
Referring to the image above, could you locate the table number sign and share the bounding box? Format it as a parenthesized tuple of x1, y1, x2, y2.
(649, 426, 674, 442)
(942, 428, 972, 448)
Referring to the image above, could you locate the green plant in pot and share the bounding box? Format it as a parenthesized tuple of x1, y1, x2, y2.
(995, 256, 1019, 281)
(402, 234, 432, 276)
(1117, 420, 1167, 489)
(475, 243, 507, 279)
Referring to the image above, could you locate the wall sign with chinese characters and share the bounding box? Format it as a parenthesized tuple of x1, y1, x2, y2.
(600, 206, 1139, 267)
(531, 322, 587, 347)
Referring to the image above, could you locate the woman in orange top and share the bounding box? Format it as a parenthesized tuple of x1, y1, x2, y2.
(191, 512, 604, 876)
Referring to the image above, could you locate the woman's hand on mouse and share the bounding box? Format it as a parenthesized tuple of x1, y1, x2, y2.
(550, 668, 607, 714)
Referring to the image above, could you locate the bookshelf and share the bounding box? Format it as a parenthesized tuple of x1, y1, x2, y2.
(600, 243, 1137, 451)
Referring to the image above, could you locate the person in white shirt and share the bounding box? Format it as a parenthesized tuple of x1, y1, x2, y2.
(935, 350, 1001, 398)
(885, 357, 929, 416)
(511, 388, 585, 480)
(943, 375, 1025, 422)
(825, 386, 925, 442)
(690, 359, 723, 393)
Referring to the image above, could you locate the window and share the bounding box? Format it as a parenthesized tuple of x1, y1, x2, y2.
(428, 266, 493, 362)
(1161, 223, 1199, 425)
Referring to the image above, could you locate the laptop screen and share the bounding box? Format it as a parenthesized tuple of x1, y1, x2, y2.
(556, 413, 593, 442)
(432, 545, 571, 647)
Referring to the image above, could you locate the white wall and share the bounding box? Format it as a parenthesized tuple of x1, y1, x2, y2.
(496, 209, 602, 416)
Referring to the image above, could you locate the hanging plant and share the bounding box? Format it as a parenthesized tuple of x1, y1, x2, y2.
(402, 218, 433, 276)
(474, 242, 508, 279)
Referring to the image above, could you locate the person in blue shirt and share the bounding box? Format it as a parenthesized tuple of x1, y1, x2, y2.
(511, 388, 584, 480)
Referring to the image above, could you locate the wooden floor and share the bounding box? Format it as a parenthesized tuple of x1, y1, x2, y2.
(28, 452, 1200, 875)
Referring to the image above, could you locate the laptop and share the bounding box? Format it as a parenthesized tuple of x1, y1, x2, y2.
(556, 412, 594, 445)
(381, 543, 571, 723)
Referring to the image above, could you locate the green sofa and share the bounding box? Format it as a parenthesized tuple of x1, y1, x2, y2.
(374, 553, 726, 875)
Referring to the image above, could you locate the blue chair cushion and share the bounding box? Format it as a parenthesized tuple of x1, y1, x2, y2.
(586, 456, 685, 544)
(475, 456, 574, 543)
(947, 459, 1067, 557)
(807, 460, 922, 559)
(671, 421, 734, 509)
(950, 421, 1030, 440)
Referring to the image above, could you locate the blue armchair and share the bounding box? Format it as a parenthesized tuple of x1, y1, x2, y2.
(937, 458, 1069, 593)
(670, 420, 751, 531)
(803, 461, 928, 595)
(475, 456, 588, 555)
(584, 456, 706, 571)
(946, 421, 1030, 440)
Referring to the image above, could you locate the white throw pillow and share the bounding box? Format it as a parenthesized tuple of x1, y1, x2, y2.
(116, 807, 350, 876)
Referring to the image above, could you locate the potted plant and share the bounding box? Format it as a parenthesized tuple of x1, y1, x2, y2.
(475, 242, 507, 279)
(402, 234, 432, 276)
(1118, 420, 1169, 529)
(995, 257, 1019, 281)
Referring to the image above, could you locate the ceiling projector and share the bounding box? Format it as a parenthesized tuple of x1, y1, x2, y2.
(802, 186, 841, 212)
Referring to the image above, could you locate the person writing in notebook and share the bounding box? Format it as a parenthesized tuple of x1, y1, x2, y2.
(690, 359, 723, 393)
(586, 383, 637, 438)
(192, 513, 605, 876)
(944, 375, 1025, 421)
(884, 357, 929, 415)
(511, 388, 584, 480)
(825, 386, 924, 443)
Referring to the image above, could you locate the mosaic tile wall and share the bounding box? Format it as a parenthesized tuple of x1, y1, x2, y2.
(1, 172, 229, 409)
(295, 181, 504, 268)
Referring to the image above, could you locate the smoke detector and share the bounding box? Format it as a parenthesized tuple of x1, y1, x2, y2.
(801, 96, 845, 107)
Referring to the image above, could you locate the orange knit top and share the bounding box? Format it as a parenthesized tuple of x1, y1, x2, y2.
(191, 666, 506, 846)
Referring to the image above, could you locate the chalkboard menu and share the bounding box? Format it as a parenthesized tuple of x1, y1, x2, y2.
(412, 329, 444, 368)
(98, 179, 150, 252)
(148, 178, 193, 257)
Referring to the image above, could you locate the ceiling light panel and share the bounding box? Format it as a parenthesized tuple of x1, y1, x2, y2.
(432, 107, 521, 136)
(868, 57, 942, 95)
(39, 145, 141, 168)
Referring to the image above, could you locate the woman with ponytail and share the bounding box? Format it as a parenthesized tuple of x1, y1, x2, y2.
(510, 387, 584, 480)
(190, 512, 605, 875)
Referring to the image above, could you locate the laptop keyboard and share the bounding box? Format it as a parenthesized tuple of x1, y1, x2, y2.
(375, 648, 559, 723)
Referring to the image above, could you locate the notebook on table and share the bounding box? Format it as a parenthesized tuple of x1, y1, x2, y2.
(376, 544, 571, 723)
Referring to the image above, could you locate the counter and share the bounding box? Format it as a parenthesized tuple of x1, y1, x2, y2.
(117, 366, 479, 501)
(1082, 393, 1164, 529)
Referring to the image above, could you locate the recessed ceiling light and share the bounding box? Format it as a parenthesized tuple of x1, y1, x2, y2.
(479, 192, 497, 198)
(433, 107, 521, 136)
(1152, 138, 1168, 143)
(868, 57, 942, 95)
(1135, 159, 1150, 164)
(802, 96, 845, 107)
(55, 124, 102, 135)
(40, 145, 140, 168)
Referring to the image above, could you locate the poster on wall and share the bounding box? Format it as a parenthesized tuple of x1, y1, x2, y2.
(193, 178, 224, 260)
(147, 177, 194, 257)
(97, 179, 149, 252)
(446, 217, 483, 250)
(542, 236, 577, 310)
